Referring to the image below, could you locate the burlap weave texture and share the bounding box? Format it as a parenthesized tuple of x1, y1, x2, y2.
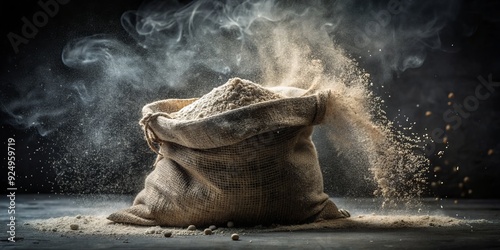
(108, 84, 343, 227)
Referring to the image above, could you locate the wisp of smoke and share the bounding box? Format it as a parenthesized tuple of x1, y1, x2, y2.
(2, 0, 460, 201)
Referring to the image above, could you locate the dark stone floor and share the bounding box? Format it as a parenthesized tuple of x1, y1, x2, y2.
(1, 195, 499, 249)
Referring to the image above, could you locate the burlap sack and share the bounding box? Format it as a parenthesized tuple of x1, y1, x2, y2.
(108, 87, 345, 227)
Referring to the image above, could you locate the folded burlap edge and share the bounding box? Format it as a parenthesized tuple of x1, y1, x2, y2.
(140, 90, 330, 149)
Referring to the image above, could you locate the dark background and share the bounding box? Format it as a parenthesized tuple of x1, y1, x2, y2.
(1, 0, 499, 198)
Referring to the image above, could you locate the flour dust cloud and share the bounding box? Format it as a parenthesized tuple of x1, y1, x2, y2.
(2, 0, 462, 203)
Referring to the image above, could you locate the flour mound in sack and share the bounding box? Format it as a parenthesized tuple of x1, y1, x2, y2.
(172, 78, 283, 120)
